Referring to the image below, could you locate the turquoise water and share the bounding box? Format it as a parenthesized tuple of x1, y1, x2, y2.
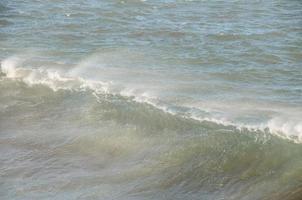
(1, 1, 302, 199)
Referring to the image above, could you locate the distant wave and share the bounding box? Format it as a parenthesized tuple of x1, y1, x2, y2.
(1, 56, 302, 143)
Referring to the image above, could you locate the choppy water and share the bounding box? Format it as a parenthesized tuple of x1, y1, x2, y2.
(1, 1, 302, 199)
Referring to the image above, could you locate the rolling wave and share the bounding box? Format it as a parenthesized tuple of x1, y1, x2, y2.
(1, 56, 301, 143)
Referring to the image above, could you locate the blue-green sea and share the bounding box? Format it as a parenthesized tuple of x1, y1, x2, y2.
(1, 1, 302, 199)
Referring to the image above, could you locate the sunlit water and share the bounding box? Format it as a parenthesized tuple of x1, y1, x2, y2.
(1, 1, 302, 199)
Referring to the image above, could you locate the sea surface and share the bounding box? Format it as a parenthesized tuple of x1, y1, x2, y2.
(1, 0, 302, 199)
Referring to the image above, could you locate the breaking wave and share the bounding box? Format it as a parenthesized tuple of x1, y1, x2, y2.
(1, 56, 302, 143)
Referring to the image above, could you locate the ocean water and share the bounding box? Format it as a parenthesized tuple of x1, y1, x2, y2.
(1, 0, 302, 199)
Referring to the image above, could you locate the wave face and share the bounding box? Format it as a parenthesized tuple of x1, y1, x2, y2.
(1, 55, 302, 200)
(1, 0, 302, 200)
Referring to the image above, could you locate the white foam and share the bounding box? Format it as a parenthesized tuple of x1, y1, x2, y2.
(1, 57, 100, 92)
(267, 117, 302, 142)
(1, 56, 22, 78)
(188, 114, 302, 143)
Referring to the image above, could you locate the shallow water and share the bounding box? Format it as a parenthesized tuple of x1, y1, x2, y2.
(1, 0, 302, 199)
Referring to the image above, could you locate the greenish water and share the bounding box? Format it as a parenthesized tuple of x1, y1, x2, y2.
(0, 1, 302, 199)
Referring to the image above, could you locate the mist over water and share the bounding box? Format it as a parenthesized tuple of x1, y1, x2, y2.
(1, 1, 302, 199)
